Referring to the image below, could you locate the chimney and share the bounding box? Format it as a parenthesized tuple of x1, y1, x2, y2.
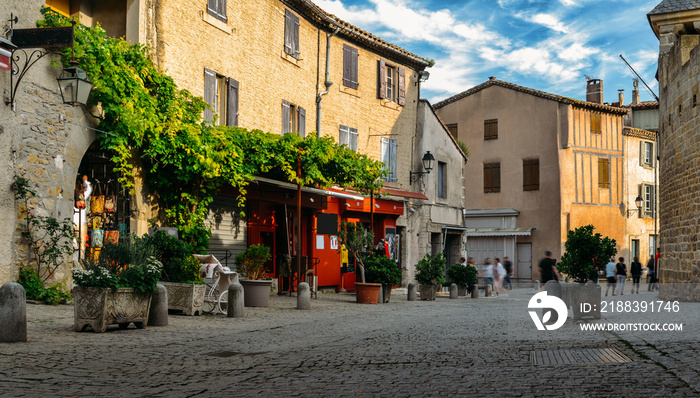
(618, 89, 624, 106)
(586, 79, 603, 104)
(632, 79, 640, 105)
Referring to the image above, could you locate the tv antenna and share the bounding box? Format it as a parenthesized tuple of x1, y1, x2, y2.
(619, 54, 659, 102)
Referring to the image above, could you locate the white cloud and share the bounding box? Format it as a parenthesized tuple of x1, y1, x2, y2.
(560, 0, 578, 6)
(530, 13, 569, 33)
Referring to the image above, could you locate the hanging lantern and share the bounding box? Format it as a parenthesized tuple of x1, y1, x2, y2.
(57, 61, 93, 106)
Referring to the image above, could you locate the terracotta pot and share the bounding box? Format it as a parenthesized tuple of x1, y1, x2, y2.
(240, 279, 273, 307)
(73, 286, 152, 332)
(355, 282, 381, 304)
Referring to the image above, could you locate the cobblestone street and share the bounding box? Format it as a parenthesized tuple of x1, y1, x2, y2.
(1, 288, 698, 397)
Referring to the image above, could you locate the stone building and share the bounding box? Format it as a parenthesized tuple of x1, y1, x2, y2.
(648, 0, 700, 301)
(0, 0, 466, 289)
(434, 78, 629, 281)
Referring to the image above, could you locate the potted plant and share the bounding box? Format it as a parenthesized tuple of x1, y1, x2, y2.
(414, 253, 446, 300)
(235, 244, 273, 307)
(338, 222, 380, 304)
(143, 231, 205, 315)
(446, 263, 478, 296)
(364, 256, 402, 303)
(72, 235, 162, 332)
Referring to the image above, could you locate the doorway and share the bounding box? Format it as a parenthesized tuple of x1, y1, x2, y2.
(517, 243, 532, 281)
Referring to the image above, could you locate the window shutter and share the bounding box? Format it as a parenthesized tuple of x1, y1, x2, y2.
(523, 161, 531, 190)
(484, 164, 492, 193)
(381, 137, 390, 181)
(350, 47, 358, 89)
(494, 163, 501, 192)
(339, 125, 349, 146)
(350, 127, 358, 152)
(226, 77, 239, 127)
(650, 143, 655, 168)
(284, 10, 293, 56)
(532, 160, 539, 189)
(204, 68, 216, 123)
(378, 59, 386, 99)
(390, 139, 398, 182)
(343, 45, 351, 87)
(397, 67, 406, 106)
(298, 107, 306, 137)
(292, 13, 300, 59)
(282, 100, 291, 134)
(639, 141, 644, 167)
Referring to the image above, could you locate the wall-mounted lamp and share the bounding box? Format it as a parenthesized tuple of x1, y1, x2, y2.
(409, 151, 435, 184)
(626, 195, 644, 217)
(57, 60, 93, 106)
(417, 70, 430, 83)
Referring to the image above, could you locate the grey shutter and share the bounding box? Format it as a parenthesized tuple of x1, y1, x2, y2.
(389, 139, 397, 182)
(292, 13, 300, 59)
(343, 45, 358, 89)
(204, 68, 216, 123)
(284, 10, 293, 56)
(339, 125, 349, 146)
(208, 0, 226, 21)
(226, 77, 239, 127)
(350, 47, 358, 88)
(639, 141, 644, 167)
(350, 127, 358, 152)
(397, 67, 406, 106)
(378, 60, 386, 99)
(298, 107, 306, 137)
(282, 100, 291, 134)
(381, 137, 389, 179)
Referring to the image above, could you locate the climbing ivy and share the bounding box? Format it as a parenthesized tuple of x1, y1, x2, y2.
(39, 8, 387, 251)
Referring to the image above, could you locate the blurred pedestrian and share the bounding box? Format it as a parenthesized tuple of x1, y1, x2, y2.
(616, 257, 627, 295)
(605, 258, 617, 296)
(503, 256, 513, 290)
(538, 251, 559, 289)
(494, 258, 505, 296)
(482, 258, 494, 289)
(630, 256, 642, 294)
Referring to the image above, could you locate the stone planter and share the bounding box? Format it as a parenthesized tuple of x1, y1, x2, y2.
(73, 286, 152, 333)
(355, 282, 381, 304)
(240, 279, 273, 307)
(457, 286, 467, 297)
(161, 282, 206, 316)
(419, 284, 437, 300)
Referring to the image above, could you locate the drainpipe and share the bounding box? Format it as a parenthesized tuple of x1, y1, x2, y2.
(316, 27, 340, 137)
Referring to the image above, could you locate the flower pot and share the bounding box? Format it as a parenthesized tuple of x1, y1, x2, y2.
(240, 279, 273, 307)
(73, 286, 152, 333)
(161, 282, 206, 315)
(355, 282, 381, 304)
(381, 284, 392, 303)
(419, 284, 437, 300)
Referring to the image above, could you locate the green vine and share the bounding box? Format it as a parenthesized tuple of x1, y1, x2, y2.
(39, 9, 387, 251)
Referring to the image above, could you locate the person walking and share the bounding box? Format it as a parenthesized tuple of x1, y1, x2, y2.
(605, 258, 617, 296)
(646, 255, 655, 291)
(494, 258, 505, 296)
(630, 256, 642, 294)
(466, 257, 477, 295)
(538, 251, 559, 289)
(615, 257, 627, 295)
(482, 258, 494, 291)
(459, 256, 467, 266)
(503, 256, 513, 290)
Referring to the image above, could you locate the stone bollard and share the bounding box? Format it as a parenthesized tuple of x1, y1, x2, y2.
(485, 284, 493, 297)
(297, 282, 311, 310)
(0, 283, 27, 343)
(407, 282, 417, 301)
(227, 283, 245, 318)
(534, 280, 540, 291)
(471, 285, 478, 299)
(376, 285, 384, 304)
(449, 283, 458, 299)
(147, 284, 168, 326)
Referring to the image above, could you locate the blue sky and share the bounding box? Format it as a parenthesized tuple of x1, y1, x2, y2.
(315, 0, 661, 104)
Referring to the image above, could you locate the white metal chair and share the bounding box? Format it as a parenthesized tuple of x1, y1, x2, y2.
(195, 254, 238, 314)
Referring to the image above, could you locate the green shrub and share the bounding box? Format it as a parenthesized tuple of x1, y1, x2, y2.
(141, 232, 201, 283)
(235, 244, 271, 280)
(165, 256, 203, 284)
(414, 253, 446, 286)
(364, 256, 402, 285)
(446, 263, 478, 287)
(17, 266, 71, 305)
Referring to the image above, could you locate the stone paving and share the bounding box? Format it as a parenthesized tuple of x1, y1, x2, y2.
(0, 287, 698, 397)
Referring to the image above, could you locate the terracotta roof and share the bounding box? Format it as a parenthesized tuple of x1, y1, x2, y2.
(623, 101, 659, 110)
(648, 0, 700, 15)
(289, 0, 431, 69)
(432, 78, 629, 115)
(623, 127, 657, 140)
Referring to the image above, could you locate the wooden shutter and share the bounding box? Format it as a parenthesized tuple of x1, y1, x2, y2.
(343, 45, 359, 89)
(397, 67, 406, 106)
(226, 78, 239, 127)
(284, 10, 293, 56)
(350, 47, 358, 89)
(298, 107, 306, 137)
(339, 126, 348, 146)
(207, 0, 226, 21)
(350, 127, 358, 152)
(389, 139, 397, 182)
(493, 163, 501, 192)
(523, 159, 539, 191)
(378, 60, 386, 99)
(598, 158, 610, 188)
(282, 100, 291, 134)
(292, 12, 300, 59)
(204, 68, 216, 123)
(639, 141, 644, 167)
(381, 138, 390, 180)
(484, 164, 492, 193)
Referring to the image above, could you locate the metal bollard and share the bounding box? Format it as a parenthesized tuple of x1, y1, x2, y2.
(297, 282, 311, 310)
(0, 283, 27, 343)
(449, 283, 458, 299)
(407, 282, 417, 301)
(227, 283, 245, 318)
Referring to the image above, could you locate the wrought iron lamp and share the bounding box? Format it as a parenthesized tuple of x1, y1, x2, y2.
(57, 60, 93, 106)
(626, 195, 644, 217)
(409, 151, 435, 184)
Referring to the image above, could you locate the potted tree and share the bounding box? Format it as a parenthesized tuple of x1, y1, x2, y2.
(143, 231, 205, 316)
(338, 222, 380, 304)
(72, 235, 162, 332)
(414, 253, 446, 300)
(235, 244, 273, 307)
(446, 262, 478, 296)
(364, 256, 402, 303)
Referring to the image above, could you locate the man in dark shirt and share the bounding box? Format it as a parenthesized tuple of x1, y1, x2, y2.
(503, 256, 513, 290)
(539, 251, 559, 288)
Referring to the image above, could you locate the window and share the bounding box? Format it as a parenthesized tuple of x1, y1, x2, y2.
(484, 119, 498, 140)
(693, 94, 697, 108)
(437, 161, 447, 198)
(483, 162, 501, 193)
(523, 159, 540, 191)
(204, 68, 239, 126)
(598, 158, 610, 188)
(649, 235, 657, 257)
(446, 124, 458, 138)
(339, 125, 358, 152)
(282, 100, 306, 136)
(631, 239, 640, 260)
(640, 141, 654, 168)
(207, 0, 227, 22)
(381, 137, 397, 183)
(343, 44, 358, 89)
(377, 60, 405, 105)
(639, 183, 655, 218)
(590, 114, 602, 134)
(284, 9, 300, 60)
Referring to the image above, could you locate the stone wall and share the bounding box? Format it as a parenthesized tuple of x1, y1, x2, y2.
(657, 33, 700, 301)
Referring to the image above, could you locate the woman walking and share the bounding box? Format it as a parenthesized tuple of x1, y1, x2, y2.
(630, 256, 642, 294)
(616, 257, 627, 295)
